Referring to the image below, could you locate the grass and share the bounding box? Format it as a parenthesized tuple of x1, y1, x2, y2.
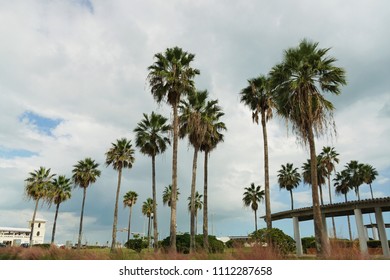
(0, 244, 388, 260)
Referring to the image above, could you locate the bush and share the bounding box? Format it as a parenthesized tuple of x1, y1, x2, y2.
(160, 233, 225, 254)
(124, 239, 148, 253)
(301, 236, 316, 253)
(250, 228, 296, 255)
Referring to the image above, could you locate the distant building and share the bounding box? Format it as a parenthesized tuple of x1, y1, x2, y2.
(0, 219, 46, 246)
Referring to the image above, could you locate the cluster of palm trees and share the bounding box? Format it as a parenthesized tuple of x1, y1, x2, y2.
(239, 39, 347, 256)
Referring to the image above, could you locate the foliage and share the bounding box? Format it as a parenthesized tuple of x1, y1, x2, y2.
(250, 228, 296, 255)
(160, 234, 224, 254)
(124, 239, 148, 253)
(301, 236, 316, 253)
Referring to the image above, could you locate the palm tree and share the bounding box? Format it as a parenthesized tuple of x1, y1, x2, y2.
(162, 185, 180, 207)
(147, 46, 200, 252)
(199, 100, 226, 251)
(179, 89, 214, 252)
(123, 191, 138, 242)
(239, 74, 274, 230)
(142, 198, 154, 248)
(277, 163, 301, 210)
(106, 138, 135, 252)
(242, 183, 265, 232)
(134, 112, 171, 252)
(302, 158, 327, 205)
(270, 39, 346, 256)
(334, 170, 353, 241)
(25, 167, 55, 246)
(318, 146, 339, 238)
(344, 160, 364, 200)
(49, 175, 72, 244)
(72, 158, 101, 249)
(360, 164, 378, 199)
(187, 191, 203, 236)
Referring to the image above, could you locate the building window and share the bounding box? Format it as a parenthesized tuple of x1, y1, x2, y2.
(38, 223, 41, 228)
(37, 231, 40, 237)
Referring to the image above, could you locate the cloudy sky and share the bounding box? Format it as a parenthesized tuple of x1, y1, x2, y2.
(1, 0, 389, 245)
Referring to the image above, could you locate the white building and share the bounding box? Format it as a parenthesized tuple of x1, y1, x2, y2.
(0, 219, 46, 246)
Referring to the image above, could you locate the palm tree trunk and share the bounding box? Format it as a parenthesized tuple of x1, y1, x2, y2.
(152, 155, 159, 253)
(29, 199, 40, 246)
(308, 125, 330, 257)
(261, 111, 272, 230)
(127, 206, 133, 241)
(254, 209, 258, 232)
(203, 150, 209, 251)
(111, 167, 122, 252)
(170, 103, 179, 252)
(356, 187, 361, 201)
(290, 189, 294, 210)
(78, 187, 87, 249)
(345, 194, 353, 241)
(328, 175, 337, 239)
(190, 147, 199, 253)
(147, 216, 151, 249)
(319, 185, 324, 205)
(51, 203, 60, 244)
(369, 184, 374, 199)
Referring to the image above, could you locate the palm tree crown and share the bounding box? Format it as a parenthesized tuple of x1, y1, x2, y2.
(162, 185, 180, 207)
(123, 190, 138, 242)
(72, 158, 101, 189)
(105, 138, 135, 170)
(360, 164, 378, 199)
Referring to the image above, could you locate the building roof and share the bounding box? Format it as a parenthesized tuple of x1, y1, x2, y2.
(0, 227, 30, 232)
(262, 197, 390, 222)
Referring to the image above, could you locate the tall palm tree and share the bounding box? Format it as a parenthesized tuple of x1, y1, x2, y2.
(302, 158, 327, 205)
(360, 164, 378, 199)
(277, 163, 301, 210)
(179, 89, 215, 252)
(142, 198, 154, 248)
(106, 138, 135, 252)
(334, 170, 353, 241)
(25, 167, 55, 246)
(49, 175, 72, 244)
(134, 112, 171, 252)
(239, 74, 274, 230)
(162, 185, 180, 207)
(242, 183, 265, 232)
(200, 100, 226, 251)
(147, 46, 200, 252)
(72, 158, 101, 249)
(270, 39, 346, 256)
(123, 191, 138, 242)
(318, 146, 339, 238)
(187, 191, 203, 236)
(344, 160, 364, 200)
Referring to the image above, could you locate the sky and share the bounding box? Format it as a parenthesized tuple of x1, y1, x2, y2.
(0, 0, 389, 246)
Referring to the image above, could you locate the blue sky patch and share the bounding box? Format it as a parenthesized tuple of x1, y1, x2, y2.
(0, 147, 38, 159)
(19, 111, 62, 136)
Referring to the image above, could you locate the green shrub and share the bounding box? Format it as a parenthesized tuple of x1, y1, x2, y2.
(301, 236, 316, 253)
(250, 228, 296, 255)
(124, 238, 147, 253)
(160, 233, 225, 254)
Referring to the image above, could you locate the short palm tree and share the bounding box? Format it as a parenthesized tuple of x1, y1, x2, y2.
(242, 183, 265, 232)
(106, 138, 135, 252)
(187, 191, 203, 236)
(199, 100, 226, 251)
(360, 164, 378, 199)
(72, 158, 101, 249)
(25, 167, 55, 246)
(318, 146, 339, 237)
(334, 170, 353, 241)
(302, 158, 327, 205)
(270, 39, 346, 256)
(49, 175, 72, 244)
(142, 198, 154, 248)
(123, 191, 138, 242)
(240, 74, 274, 230)
(134, 112, 171, 252)
(344, 160, 364, 200)
(277, 163, 301, 210)
(147, 46, 200, 251)
(162, 185, 180, 207)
